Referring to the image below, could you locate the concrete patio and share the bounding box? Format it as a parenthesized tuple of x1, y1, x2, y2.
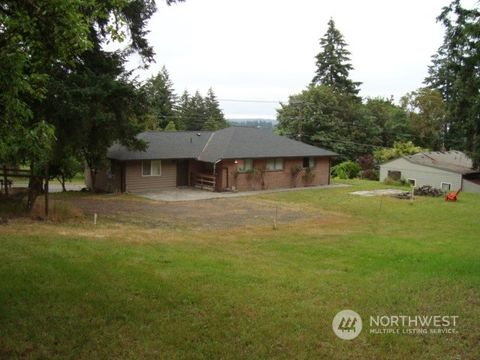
(138, 184, 349, 202)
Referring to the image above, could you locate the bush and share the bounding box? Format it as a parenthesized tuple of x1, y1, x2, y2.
(360, 169, 379, 180)
(331, 161, 361, 179)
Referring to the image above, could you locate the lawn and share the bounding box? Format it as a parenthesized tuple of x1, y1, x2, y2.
(0, 180, 479, 359)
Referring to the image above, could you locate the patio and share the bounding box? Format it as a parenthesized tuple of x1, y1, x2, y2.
(138, 184, 348, 202)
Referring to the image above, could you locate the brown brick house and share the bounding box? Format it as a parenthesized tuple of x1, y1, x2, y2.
(86, 127, 336, 193)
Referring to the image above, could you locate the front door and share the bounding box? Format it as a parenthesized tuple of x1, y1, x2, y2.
(176, 160, 189, 186)
(221, 167, 229, 190)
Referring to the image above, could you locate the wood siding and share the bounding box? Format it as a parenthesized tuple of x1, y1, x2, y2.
(125, 160, 176, 193)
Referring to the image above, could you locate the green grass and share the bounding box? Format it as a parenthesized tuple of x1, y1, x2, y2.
(0, 180, 479, 359)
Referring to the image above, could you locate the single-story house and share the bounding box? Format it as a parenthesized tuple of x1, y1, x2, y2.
(379, 150, 480, 193)
(86, 126, 337, 193)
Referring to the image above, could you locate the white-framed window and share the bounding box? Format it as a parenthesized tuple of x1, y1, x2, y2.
(441, 182, 452, 192)
(303, 157, 315, 169)
(142, 159, 162, 176)
(407, 178, 416, 187)
(238, 159, 253, 172)
(266, 158, 284, 171)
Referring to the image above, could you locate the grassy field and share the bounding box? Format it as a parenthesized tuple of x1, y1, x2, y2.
(0, 180, 479, 359)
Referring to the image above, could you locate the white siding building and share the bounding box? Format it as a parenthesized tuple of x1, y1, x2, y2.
(379, 151, 480, 193)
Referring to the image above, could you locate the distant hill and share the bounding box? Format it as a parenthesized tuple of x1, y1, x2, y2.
(227, 119, 276, 129)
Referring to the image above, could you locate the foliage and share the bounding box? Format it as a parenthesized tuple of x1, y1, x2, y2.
(202, 88, 228, 130)
(302, 167, 315, 184)
(277, 85, 371, 160)
(164, 121, 177, 131)
(357, 154, 378, 180)
(401, 88, 446, 149)
(176, 88, 227, 131)
(331, 160, 360, 179)
(374, 141, 424, 163)
(311, 18, 361, 96)
(425, 0, 480, 166)
(143, 66, 177, 129)
(363, 97, 410, 148)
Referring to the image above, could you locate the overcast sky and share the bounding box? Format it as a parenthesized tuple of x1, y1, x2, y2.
(128, 0, 477, 120)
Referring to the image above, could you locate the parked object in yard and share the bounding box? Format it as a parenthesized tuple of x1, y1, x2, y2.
(445, 189, 461, 202)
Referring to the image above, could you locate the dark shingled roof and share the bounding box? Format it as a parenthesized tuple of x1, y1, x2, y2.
(107, 127, 336, 162)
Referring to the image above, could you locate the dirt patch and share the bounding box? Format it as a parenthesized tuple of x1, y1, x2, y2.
(64, 195, 321, 229)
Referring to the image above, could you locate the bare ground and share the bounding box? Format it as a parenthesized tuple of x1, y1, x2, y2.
(57, 194, 323, 230)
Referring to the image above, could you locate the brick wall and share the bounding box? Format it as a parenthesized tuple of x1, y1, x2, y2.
(216, 157, 331, 191)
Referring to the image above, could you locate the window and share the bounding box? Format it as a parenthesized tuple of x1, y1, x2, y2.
(303, 157, 315, 169)
(266, 158, 284, 171)
(407, 178, 416, 187)
(142, 160, 162, 176)
(238, 159, 253, 172)
(388, 170, 401, 181)
(441, 182, 452, 192)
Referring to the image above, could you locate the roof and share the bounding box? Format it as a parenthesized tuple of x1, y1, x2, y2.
(107, 127, 336, 162)
(383, 150, 478, 175)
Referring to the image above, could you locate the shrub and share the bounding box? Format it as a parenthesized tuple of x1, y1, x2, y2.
(331, 161, 361, 179)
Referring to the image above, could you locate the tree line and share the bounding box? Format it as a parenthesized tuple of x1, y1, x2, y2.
(142, 66, 227, 131)
(277, 1, 479, 170)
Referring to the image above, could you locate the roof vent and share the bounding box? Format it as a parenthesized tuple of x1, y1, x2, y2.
(196, 133, 201, 136)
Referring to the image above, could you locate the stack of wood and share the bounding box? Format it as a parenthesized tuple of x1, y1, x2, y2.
(414, 185, 443, 197)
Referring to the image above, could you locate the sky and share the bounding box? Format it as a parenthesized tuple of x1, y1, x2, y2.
(126, 0, 477, 120)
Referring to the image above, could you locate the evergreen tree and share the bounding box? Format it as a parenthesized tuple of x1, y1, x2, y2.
(425, 0, 480, 166)
(203, 88, 228, 130)
(183, 91, 207, 131)
(312, 19, 361, 97)
(144, 66, 177, 129)
(175, 90, 190, 130)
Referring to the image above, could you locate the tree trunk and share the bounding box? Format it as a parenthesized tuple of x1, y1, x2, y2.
(89, 166, 96, 192)
(60, 176, 67, 192)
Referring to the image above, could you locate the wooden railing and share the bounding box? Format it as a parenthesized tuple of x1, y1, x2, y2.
(192, 172, 215, 191)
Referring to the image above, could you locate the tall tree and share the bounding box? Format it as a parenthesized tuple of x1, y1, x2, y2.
(203, 88, 228, 130)
(425, 0, 480, 166)
(277, 85, 368, 160)
(401, 88, 446, 150)
(311, 19, 361, 96)
(364, 97, 411, 148)
(144, 66, 177, 129)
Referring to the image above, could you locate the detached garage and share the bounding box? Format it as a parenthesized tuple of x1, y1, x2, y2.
(379, 151, 480, 193)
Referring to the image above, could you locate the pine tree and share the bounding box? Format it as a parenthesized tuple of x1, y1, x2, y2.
(312, 19, 361, 96)
(144, 66, 177, 129)
(176, 90, 190, 130)
(203, 88, 228, 130)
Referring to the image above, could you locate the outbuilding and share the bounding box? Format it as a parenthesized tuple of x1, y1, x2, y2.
(379, 151, 480, 193)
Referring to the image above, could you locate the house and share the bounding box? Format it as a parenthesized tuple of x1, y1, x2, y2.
(379, 150, 480, 193)
(85, 126, 337, 193)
